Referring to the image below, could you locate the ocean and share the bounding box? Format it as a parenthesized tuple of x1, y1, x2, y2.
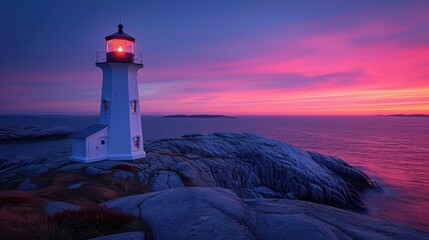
(0, 115, 428, 231)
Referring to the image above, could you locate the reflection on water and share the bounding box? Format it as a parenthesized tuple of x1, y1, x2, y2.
(0, 115, 428, 231)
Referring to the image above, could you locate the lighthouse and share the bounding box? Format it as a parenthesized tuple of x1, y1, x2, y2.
(71, 24, 146, 162)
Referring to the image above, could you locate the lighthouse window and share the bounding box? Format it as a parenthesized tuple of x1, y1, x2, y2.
(133, 136, 140, 149)
(103, 100, 109, 113)
(131, 100, 137, 113)
(125, 41, 134, 53)
(106, 39, 134, 53)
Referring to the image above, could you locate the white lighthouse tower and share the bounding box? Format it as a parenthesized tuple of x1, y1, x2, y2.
(71, 24, 145, 162)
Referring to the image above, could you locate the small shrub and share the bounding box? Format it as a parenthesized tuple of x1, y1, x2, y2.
(112, 164, 136, 172)
(3, 217, 73, 240)
(0, 193, 33, 204)
(0, 216, 71, 240)
(49, 205, 135, 239)
(0, 205, 136, 240)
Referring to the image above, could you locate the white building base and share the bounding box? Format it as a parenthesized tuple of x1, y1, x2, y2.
(71, 155, 108, 163)
(71, 151, 146, 163)
(105, 151, 146, 161)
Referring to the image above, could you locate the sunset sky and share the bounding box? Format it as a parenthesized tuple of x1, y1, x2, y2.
(0, 0, 428, 115)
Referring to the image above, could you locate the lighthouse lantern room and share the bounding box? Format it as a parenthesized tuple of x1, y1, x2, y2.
(71, 24, 146, 163)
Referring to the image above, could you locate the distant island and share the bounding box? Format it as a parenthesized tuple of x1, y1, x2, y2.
(163, 114, 236, 118)
(376, 114, 429, 118)
(0, 125, 76, 143)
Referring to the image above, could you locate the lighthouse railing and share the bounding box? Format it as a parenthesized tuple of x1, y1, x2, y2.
(96, 51, 107, 63)
(96, 51, 143, 64)
(134, 52, 143, 64)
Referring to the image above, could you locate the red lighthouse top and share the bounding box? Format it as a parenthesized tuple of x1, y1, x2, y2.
(105, 24, 135, 54)
(99, 24, 141, 64)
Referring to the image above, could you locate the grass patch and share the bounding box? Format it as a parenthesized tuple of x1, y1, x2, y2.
(50, 205, 135, 239)
(112, 164, 137, 172)
(1, 216, 71, 240)
(0, 192, 33, 204)
(0, 205, 138, 240)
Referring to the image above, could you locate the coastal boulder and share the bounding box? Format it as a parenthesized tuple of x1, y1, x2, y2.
(45, 201, 80, 216)
(143, 133, 377, 210)
(89, 231, 145, 240)
(105, 187, 429, 240)
(151, 170, 185, 191)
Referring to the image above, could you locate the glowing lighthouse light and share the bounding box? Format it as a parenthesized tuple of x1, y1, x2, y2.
(106, 39, 133, 53)
(100, 24, 137, 63)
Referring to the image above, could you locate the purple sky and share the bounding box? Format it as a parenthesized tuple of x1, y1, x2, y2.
(0, 0, 428, 115)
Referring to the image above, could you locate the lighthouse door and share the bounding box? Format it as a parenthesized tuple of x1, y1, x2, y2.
(98, 136, 108, 157)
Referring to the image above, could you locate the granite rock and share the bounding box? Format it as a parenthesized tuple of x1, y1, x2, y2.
(18, 178, 38, 190)
(45, 201, 80, 216)
(105, 187, 429, 240)
(113, 170, 135, 181)
(85, 166, 111, 176)
(151, 170, 185, 191)
(89, 231, 145, 240)
(144, 133, 377, 210)
(18, 164, 49, 177)
(68, 181, 84, 189)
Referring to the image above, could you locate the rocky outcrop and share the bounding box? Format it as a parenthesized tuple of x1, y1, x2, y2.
(89, 231, 145, 240)
(143, 133, 377, 210)
(45, 201, 80, 216)
(0, 125, 75, 143)
(1, 133, 375, 211)
(105, 187, 429, 240)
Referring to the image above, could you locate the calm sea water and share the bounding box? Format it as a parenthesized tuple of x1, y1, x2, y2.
(0, 115, 428, 231)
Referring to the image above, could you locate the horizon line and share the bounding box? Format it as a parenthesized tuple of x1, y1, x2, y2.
(1, 113, 427, 117)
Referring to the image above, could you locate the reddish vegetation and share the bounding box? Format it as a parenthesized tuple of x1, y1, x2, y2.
(0, 216, 71, 240)
(112, 164, 137, 172)
(50, 205, 136, 239)
(0, 191, 33, 204)
(0, 168, 151, 239)
(0, 205, 137, 240)
(29, 168, 149, 206)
